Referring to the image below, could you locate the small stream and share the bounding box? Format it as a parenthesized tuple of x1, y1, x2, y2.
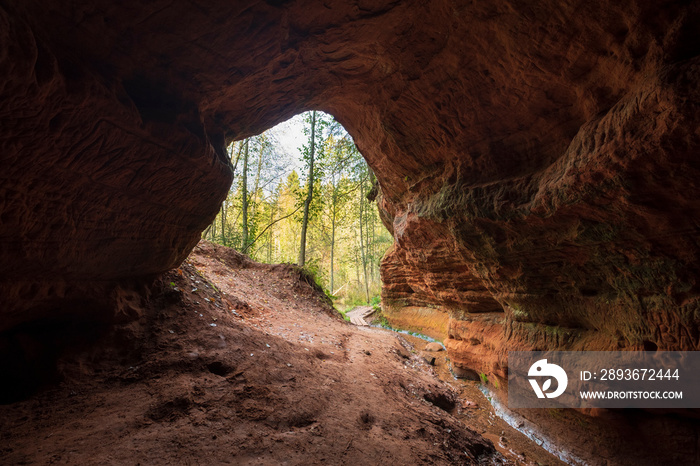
(477, 384, 586, 465)
(370, 322, 585, 465)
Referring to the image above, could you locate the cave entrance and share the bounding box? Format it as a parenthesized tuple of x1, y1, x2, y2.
(202, 111, 393, 310)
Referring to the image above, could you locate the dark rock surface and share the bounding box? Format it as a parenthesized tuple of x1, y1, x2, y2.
(1, 0, 700, 388)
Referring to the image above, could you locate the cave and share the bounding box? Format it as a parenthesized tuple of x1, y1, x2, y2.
(2, 0, 700, 464)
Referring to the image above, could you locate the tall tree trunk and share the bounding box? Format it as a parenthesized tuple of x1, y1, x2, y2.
(359, 177, 370, 303)
(369, 208, 375, 282)
(241, 139, 249, 251)
(354, 228, 361, 292)
(220, 200, 226, 246)
(330, 185, 337, 293)
(298, 110, 316, 267)
(204, 141, 243, 244)
(267, 202, 274, 263)
(250, 137, 264, 229)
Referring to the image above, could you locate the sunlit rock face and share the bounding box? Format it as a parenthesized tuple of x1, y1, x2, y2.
(1, 0, 699, 381)
(372, 1, 700, 380)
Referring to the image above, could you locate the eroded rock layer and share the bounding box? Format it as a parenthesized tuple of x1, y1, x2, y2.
(1, 0, 700, 385)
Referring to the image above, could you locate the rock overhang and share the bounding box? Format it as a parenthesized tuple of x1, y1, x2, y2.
(0, 0, 698, 366)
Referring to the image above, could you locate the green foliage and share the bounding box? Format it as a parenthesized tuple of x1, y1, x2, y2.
(301, 260, 333, 301)
(479, 372, 488, 385)
(296, 111, 329, 225)
(205, 111, 393, 304)
(374, 313, 392, 330)
(342, 295, 368, 308)
(337, 307, 351, 322)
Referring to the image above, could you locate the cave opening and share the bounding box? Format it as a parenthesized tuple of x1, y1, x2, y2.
(1, 0, 699, 463)
(204, 110, 393, 311)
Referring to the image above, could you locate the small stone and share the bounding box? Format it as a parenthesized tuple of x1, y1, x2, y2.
(424, 342, 444, 352)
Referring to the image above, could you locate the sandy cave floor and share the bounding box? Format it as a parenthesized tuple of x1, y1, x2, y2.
(0, 241, 564, 465)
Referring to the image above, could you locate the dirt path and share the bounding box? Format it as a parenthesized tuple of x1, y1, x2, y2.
(0, 242, 560, 465)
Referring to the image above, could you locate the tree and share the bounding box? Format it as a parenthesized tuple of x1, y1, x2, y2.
(320, 128, 363, 293)
(298, 110, 316, 267)
(241, 138, 250, 250)
(278, 171, 301, 262)
(202, 111, 393, 306)
(359, 169, 370, 303)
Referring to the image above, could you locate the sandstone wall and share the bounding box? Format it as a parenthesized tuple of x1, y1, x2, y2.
(1, 1, 699, 383)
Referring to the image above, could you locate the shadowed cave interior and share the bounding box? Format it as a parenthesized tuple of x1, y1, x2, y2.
(1, 0, 700, 464)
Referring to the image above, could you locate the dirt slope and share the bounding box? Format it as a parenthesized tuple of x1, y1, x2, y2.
(0, 241, 502, 465)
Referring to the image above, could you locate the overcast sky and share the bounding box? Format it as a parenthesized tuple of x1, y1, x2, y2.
(269, 113, 307, 161)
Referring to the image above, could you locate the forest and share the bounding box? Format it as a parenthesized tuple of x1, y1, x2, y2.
(202, 111, 393, 307)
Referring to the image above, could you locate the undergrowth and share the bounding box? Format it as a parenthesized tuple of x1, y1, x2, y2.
(298, 265, 334, 304)
(374, 311, 393, 329)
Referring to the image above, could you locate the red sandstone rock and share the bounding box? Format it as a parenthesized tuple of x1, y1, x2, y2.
(0, 1, 699, 380)
(424, 342, 444, 352)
